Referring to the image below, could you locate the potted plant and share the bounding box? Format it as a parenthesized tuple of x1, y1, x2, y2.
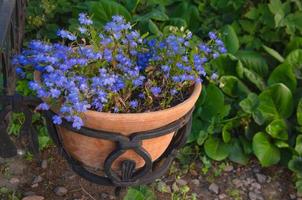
(13, 14, 226, 170)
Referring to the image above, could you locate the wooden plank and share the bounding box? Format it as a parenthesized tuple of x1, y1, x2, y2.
(0, 0, 16, 48)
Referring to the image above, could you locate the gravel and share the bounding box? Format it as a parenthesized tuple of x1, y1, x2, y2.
(54, 186, 68, 196)
(22, 195, 44, 200)
(176, 179, 188, 186)
(209, 183, 219, 194)
(255, 173, 266, 184)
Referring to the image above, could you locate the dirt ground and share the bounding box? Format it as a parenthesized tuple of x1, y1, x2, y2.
(0, 147, 298, 200)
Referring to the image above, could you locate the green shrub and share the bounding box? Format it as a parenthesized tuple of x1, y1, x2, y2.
(23, 0, 302, 192)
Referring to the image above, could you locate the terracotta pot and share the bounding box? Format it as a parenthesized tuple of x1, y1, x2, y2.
(34, 72, 202, 170)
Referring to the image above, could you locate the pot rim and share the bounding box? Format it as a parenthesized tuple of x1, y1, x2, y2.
(34, 71, 202, 117)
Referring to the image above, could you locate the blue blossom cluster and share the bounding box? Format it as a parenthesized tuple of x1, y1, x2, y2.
(13, 14, 226, 129)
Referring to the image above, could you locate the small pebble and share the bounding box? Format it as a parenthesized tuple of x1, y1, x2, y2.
(219, 194, 227, 199)
(209, 183, 219, 194)
(17, 149, 25, 156)
(172, 182, 179, 192)
(100, 192, 108, 199)
(190, 169, 198, 176)
(22, 195, 44, 200)
(9, 177, 20, 185)
(232, 179, 243, 188)
(41, 160, 47, 169)
(248, 191, 264, 200)
(250, 182, 261, 191)
(191, 179, 200, 186)
(24, 191, 36, 196)
(176, 179, 188, 186)
(156, 181, 171, 193)
(54, 186, 68, 196)
(290, 194, 296, 199)
(255, 173, 266, 184)
(33, 176, 43, 184)
(224, 165, 234, 172)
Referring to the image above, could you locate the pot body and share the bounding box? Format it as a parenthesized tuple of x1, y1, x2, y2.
(34, 72, 202, 170)
(58, 83, 201, 170)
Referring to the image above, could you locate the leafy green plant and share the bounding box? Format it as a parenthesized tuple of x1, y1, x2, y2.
(22, 0, 302, 193)
(190, 23, 302, 191)
(124, 186, 156, 200)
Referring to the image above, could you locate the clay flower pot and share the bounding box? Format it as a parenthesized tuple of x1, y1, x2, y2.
(35, 72, 202, 170)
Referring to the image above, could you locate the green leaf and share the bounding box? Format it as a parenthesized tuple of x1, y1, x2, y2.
(169, 17, 187, 28)
(124, 186, 156, 200)
(86, 0, 131, 24)
(258, 83, 293, 121)
(168, 2, 201, 32)
(211, 54, 242, 77)
(268, 63, 297, 92)
(245, 7, 260, 20)
(222, 25, 240, 54)
(285, 49, 302, 80)
(228, 139, 249, 165)
(274, 140, 289, 148)
(222, 122, 232, 143)
(298, 99, 302, 126)
(262, 45, 285, 62)
(295, 135, 302, 155)
(239, 93, 259, 114)
(266, 119, 288, 140)
(204, 137, 229, 161)
(219, 76, 250, 98)
(296, 180, 302, 193)
(252, 109, 266, 125)
(243, 67, 266, 91)
(188, 117, 203, 143)
(200, 84, 225, 120)
(38, 135, 51, 150)
(235, 50, 269, 77)
(148, 20, 162, 36)
(197, 130, 208, 146)
(252, 132, 280, 167)
(268, 0, 285, 27)
(239, 136, 253, 154)
(288, 156, 302, 177)
(285, 37, 302, 54)
(123, 0, 140, 13)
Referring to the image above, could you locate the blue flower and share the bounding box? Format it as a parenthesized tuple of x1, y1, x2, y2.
(37, 103, 49, 110)
(78, 13, 93, 25)
(138, 93, 145, 99)
(16, 67, 25, 78)
(150, 87, 161, 96)
(133, 76, 145, 87)
(78, 27, 87, 34)
(53, 115, 62, 125)
(129, 100, 138, 109)
(209, 32, 217, 40)
(50, 88, 61, 98)
(57, 29, 76, 41)
(72, 116, 84, 129)
(213, 52, 220, 59)
(161, 65, 170, 73)
(170, 89, 178, 95)
(211, 72, 219, 80)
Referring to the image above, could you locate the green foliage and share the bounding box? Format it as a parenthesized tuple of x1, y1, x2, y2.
(204, 137, 229, 161)
(23, 0, 302, 193)
(124, 186, 156, 200)
(252, 132, 280, 167)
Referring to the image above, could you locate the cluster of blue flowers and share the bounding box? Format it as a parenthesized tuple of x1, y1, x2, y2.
(13, 14, 226, 129)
